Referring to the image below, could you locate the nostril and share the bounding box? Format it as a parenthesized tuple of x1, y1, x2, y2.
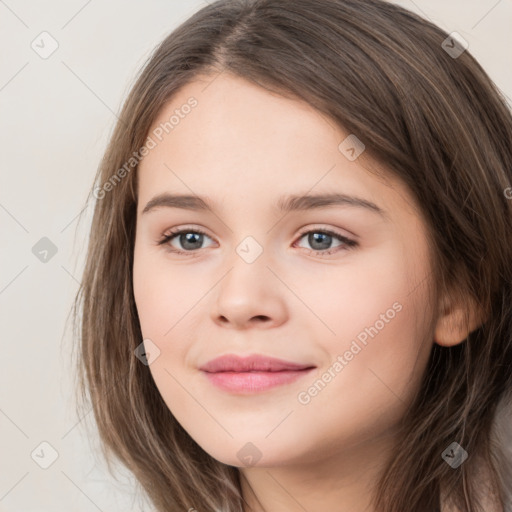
(252, 315, 270, 323)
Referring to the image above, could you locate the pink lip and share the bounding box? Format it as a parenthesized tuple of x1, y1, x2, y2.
(199, 354, 316, 394)
(199, 354, 314, 372)
(202, 369, 315, 393)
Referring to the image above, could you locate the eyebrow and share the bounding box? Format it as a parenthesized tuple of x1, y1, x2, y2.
(141, 192, 387, 218)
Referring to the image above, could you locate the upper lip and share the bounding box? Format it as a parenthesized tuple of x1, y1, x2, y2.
(199, 354, 316, 373)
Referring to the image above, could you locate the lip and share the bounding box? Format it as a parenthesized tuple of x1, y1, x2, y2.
(199, 354, 316, 394)
(199, 354, 315, 373)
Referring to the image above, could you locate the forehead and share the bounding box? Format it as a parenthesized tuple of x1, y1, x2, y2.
(147, 72, 341, 163)
(137, 73, 418, 221)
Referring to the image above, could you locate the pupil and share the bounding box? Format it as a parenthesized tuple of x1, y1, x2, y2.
(181, 233, 203, 250)
(309, 232, 331, 250)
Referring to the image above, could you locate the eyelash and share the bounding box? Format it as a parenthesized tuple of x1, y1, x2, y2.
(157, 226, 358, 257)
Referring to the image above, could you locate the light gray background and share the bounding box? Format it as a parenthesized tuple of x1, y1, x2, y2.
(1, 1, 511, 511)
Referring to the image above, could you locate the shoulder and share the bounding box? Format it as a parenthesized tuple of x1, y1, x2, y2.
(491, 392, 512, 512)
(441, 392, 512, 512)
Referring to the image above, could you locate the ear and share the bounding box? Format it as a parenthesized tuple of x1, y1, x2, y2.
(434, 290, 487, 347)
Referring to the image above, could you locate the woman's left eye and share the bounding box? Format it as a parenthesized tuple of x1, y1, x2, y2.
(294, 229, 358, 255)
(157, 227, 358, 256)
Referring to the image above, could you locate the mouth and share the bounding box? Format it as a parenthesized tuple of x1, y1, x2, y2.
(201, 368, 316, 394)
(199, 353, 316, 394)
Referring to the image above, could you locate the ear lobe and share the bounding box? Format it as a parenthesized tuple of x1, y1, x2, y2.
(434, 292, 487, 347)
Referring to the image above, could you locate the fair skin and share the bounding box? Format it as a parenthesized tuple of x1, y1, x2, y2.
(132, 72, 480, 512)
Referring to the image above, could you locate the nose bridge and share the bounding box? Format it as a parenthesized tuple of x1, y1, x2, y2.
(234, 234, 266, 266)
(220, 233, 270, 292)
(211, 232, 283, 326)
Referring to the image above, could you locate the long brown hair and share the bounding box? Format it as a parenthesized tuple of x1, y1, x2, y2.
(71, 0, 512, 510)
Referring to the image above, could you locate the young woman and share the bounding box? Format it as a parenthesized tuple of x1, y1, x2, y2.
(72, 0, 512, 510)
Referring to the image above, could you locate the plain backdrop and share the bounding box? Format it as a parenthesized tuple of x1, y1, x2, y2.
(1, 1, 511, 510)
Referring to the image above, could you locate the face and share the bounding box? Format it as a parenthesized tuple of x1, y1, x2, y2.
(133, 72, 437, 469)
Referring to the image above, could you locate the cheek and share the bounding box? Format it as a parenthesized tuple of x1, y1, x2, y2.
(132, 251, 199, 413)
(320, 248, 434, 413)
(132, 246, 200, 339)
(294, 279, 433, 456)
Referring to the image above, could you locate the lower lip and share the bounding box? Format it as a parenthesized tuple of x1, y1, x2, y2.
(201, 369, 315, 393)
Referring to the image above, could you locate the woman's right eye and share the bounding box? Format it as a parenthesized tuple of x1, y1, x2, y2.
(157, 228, 215, 254)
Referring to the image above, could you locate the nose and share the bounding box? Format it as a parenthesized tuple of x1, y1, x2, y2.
(210, 245, 287, 330)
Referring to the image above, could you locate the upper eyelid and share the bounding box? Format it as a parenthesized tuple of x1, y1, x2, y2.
(162, 224, 354, 239)
(161, 225, 356, 246)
